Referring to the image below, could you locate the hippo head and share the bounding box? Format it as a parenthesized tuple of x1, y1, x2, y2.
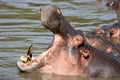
(17, 5, 84, 75)
(106, 0, 120, 10)
(106, 0, 120, 21)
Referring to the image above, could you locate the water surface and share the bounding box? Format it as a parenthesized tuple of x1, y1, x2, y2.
(0, 0, 119, 80)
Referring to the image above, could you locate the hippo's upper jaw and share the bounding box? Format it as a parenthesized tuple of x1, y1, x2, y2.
(17, 5, 84, 75)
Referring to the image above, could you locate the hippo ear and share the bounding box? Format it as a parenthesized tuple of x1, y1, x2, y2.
(106, 47, 112, 53)
(57, 8, 61, 15)
(74, 35, 83, 46)
(95, 29, 104, 35)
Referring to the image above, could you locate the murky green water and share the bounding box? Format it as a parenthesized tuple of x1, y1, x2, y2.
(0, 0, 119, 80)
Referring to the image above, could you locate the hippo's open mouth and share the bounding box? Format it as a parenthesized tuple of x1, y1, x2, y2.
(17, 33, 83, 74)
(17, 5, 83, 74)
(17, 49, 49, 72)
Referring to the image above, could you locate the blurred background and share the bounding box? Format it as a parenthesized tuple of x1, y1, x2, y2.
(0, 0, 118, 80)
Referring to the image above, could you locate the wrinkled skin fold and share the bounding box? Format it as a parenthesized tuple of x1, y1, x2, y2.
(17, 5, 120, 78)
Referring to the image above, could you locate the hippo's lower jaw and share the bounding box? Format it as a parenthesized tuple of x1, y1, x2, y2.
(17, 49, 49, 72)
(17, 60, 39, 72)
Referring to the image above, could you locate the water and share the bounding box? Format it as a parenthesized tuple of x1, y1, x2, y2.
(0, 0, 119, 80)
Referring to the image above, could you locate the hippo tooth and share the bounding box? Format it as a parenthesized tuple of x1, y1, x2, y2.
(20, 45, 33, 63)
(27, 45, 32, 62)
(20, 56, 27, 63)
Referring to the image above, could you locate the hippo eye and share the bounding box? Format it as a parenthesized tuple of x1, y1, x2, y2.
(79, 48, 84, 52)
(109, 29, 115, 36)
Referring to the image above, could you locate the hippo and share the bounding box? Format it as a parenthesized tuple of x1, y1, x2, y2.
(100, 22, 120, 43)
(17, 5, 120, 78)
(86, 22, 120, 44)
(85, 0, 120, 58)
(85, 22, 120, 58)
(106, 0, 120, 42)
(106, 0, 120, 21)
(86, 32, 120, 58)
